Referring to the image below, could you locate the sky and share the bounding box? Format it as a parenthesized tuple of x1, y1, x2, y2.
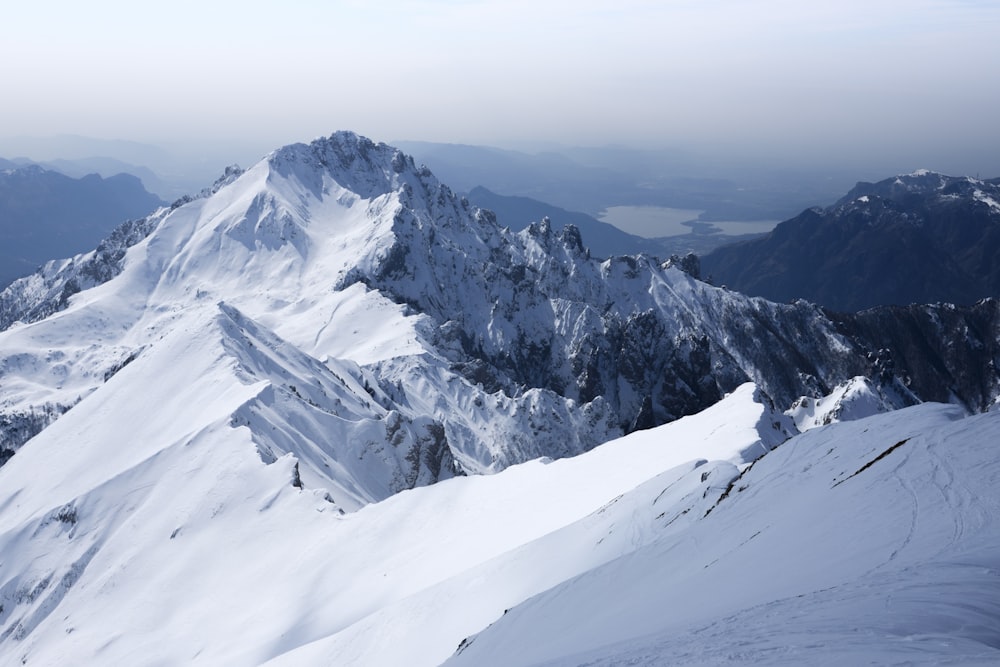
(1, 0, 999, 174)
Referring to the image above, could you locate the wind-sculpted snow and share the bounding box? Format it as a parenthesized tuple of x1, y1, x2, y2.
(216, 302, 460, 507)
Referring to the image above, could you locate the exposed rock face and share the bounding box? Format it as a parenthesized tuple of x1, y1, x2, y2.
(829, 299, 1000, 412)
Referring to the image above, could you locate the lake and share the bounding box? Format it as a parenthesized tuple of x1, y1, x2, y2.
(599, 206, 779, 239)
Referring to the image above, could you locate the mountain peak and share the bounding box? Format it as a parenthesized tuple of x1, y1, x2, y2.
(1, 163, 47, 177)
(265, 131, 431, 202)
(835, 169, 1000, 209)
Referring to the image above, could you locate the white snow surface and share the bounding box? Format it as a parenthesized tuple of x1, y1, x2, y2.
(785, 375, 905, 432)
(0, 382, 778, 666)
(445, 404, 1000, 667)
(974, 189, 1000, 212)
(3, 370, 997, 665)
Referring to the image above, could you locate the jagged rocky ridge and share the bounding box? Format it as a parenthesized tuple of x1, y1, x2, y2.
(701, 170, 1000, 311)
(1, 134, 999, 500)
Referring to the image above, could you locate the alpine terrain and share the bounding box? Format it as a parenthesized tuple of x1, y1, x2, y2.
(0, 132, 998, 665)
(701, 170, 1000, 311)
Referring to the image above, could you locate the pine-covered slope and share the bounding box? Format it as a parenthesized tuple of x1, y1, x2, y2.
(701, 171, 1000, 311)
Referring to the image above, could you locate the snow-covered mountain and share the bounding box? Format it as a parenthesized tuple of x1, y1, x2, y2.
(1, 132, 999, 664)
(463, 185, 655, 256)
(2, 132, 999, 488)
(701, 170, 1000, 311)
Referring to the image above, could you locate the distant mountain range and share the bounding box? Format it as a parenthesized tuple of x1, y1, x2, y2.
(0, 163, 165, 287)
(0, 134, 262, 199)
(701, 171, 1000, 311)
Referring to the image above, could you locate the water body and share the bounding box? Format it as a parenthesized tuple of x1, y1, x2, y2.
(599, 206, 779, 239)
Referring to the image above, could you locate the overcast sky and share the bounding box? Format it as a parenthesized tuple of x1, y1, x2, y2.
(2, 0, 999, 173)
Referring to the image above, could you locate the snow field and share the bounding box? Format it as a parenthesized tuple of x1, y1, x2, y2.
(445, 404, 1000, 666)
(0, 378, 776, 665)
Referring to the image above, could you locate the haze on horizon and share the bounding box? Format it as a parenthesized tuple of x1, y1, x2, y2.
(2, 0, 999, 177)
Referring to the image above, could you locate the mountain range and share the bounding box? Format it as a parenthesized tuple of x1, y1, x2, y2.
(0, 162, 165, 288)
(701, 170, 1000, 311)
(3, 134, 998, 470)
(0, 133, 998, 664)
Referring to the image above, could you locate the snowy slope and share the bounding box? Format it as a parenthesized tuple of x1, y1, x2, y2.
(0, 134, 622, 483)
(785, 375, 909, 431)
(3, 375, 996, 665)
(0, 383, 782, 665)
(445, 403, 1000, 666)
